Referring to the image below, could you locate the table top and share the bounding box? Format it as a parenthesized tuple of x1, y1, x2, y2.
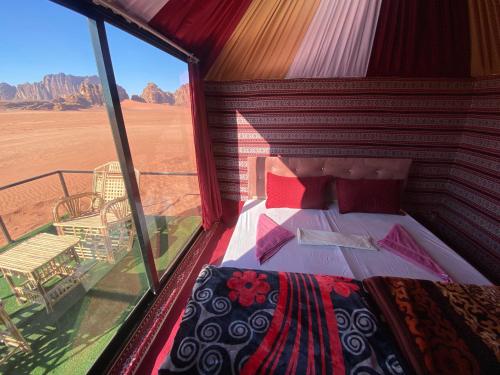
(0, 233, 80, 274)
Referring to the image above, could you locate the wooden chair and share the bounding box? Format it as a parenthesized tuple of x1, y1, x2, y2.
(53, 162, 139, 263)
(0, 300, 31, 363)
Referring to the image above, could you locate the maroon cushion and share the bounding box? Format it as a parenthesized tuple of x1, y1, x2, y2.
(266, 173, 332, 209)
(336, 178, 403, 214)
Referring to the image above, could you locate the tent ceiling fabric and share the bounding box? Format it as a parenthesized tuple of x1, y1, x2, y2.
(114, 0, 500, 79)
(206, 0, 322, 81)
(111, 0, 169, 22)
(368, 0, 471, 77)
(468, 0, 500, 77)
(148, 0, 253, 76)
(286, 0, 382, 78)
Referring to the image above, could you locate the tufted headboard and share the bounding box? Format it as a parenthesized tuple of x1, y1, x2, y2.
(247, 157, 412, 200)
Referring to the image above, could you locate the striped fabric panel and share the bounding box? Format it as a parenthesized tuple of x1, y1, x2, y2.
(205, 77, 499, 282)
(207, 95, 477, 113)
(206, 79, 470, 201)
(205, 77, 475, 95)
(439, 79, 500, 280)
(437, 207, 500, 280)
(287, 0, 382, 78)
(148, 0, 253, 76)
(468, 0, 500, 77)
(205, 0, 321, 81)
(115, 0, 500, 78)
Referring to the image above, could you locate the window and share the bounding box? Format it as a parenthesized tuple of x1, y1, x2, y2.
(0, 1, 200, 373)
(106, 24, 201, 279)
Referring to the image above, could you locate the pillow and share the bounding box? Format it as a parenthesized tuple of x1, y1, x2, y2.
(266, 173, 332, 209)
(336, 178, 403, 214)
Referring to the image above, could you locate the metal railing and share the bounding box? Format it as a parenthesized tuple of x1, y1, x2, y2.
(0, 169, 197, 244)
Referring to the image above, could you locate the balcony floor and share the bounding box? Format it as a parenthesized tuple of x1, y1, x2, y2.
(0, 215, 200, 374)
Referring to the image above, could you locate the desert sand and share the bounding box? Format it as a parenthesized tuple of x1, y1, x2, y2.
(0, 100, 200, 245)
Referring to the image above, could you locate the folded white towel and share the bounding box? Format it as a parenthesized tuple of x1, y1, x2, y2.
(297, 228, 377, 251)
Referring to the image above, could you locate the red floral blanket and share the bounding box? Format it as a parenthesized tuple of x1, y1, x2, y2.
(364, 277, 500, 375)
(160, 266, 408, 374)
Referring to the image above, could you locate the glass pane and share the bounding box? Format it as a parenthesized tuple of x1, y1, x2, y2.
(106, 24, 201, 278)
(0, 2, 148, 373)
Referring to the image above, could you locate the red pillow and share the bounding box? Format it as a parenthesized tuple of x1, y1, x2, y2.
(336, 178, 403, 214)
(266, 173, 332, 209)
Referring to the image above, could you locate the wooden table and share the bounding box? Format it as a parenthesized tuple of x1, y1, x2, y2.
(0, 299, 31, 363)
(0, 233, 83, 312)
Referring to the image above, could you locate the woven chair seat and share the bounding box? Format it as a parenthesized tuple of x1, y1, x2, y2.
(53, 213, 121, 229)
(52, 162, 138, 263)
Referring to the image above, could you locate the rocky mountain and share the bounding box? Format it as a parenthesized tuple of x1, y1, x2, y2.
(13, 74, 100, 101)
(0, 73, 129, 110)
(53, 95, 92, 111)
(135, 82, 190, 106)
(141, 83, 175, 104)
(131, 94, 146, 103)
(173, 84, 190, 106)
(0, 101, 54, 111)
(78, 80, 104, 106)
(0, 73, 190, 110)
(115, 85, 129, 102)
(0, 83, 16, 100)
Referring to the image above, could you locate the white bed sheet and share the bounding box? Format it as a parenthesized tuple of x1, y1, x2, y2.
(221, 200, 491, 285)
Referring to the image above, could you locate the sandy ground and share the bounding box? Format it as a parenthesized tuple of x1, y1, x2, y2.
(0, 100, 200, 245)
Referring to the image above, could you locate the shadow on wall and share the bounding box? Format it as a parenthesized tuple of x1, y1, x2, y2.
(204, 77, 499, 283)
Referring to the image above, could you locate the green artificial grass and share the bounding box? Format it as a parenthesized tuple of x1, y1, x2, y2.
(145, 215, 202, 277)
(0, 215, 201, 374)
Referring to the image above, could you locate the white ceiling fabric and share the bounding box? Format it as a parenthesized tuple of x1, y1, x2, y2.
(112, 0, 170, 22)
(286, 0, 382, 78)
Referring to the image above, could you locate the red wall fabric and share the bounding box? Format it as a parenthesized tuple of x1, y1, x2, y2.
(150, 0, 253, 76)
(367, 0, 470, 77)
(204, 77, 500, 282)
(436, 78, 500, 281)
(188, 62, 222, 229)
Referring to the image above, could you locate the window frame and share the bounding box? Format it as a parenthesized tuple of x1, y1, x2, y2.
(44, 0, 202, 372)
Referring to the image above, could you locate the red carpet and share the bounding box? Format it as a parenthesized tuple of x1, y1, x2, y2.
(134, 199, 243, 374)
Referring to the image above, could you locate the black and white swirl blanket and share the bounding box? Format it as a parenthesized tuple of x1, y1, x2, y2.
(160, 266, 409, 375)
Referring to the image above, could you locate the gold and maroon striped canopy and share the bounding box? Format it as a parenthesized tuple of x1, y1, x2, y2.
(113, 0, 500, 80)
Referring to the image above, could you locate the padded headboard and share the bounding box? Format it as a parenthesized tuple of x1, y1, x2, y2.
(247, 157, 412, 199)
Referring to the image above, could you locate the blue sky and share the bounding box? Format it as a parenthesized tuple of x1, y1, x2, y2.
(0, 0, 188, 95)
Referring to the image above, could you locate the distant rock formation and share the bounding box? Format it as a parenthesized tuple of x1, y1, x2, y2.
(14, 82, 47, 101)
(0, 101, 54, 111)
(141, 83, 174, 104)
(131, 94, 146, 103)
(0, 73, 129, 110)
(13, 73, 98, 101)
(0, 83, 16, 100)
(0, 96, 93, 111)
(173, 84, 190, 106)
(0, 73, 191, 110)
(79, 79, 103, 106)
(53, 94, 92, 111)
(116, 85, 129, 101)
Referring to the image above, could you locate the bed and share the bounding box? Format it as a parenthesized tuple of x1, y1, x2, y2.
(222, 157, 489, 285)
(160, 157, 497, 374)
(161, 266, 499, 375)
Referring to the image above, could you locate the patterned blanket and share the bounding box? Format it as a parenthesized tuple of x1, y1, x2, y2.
(364, 277, 500, 375)
(160, 266, 408, 374)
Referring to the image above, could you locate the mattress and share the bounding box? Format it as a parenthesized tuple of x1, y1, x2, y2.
(221, 200, 490, 285)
